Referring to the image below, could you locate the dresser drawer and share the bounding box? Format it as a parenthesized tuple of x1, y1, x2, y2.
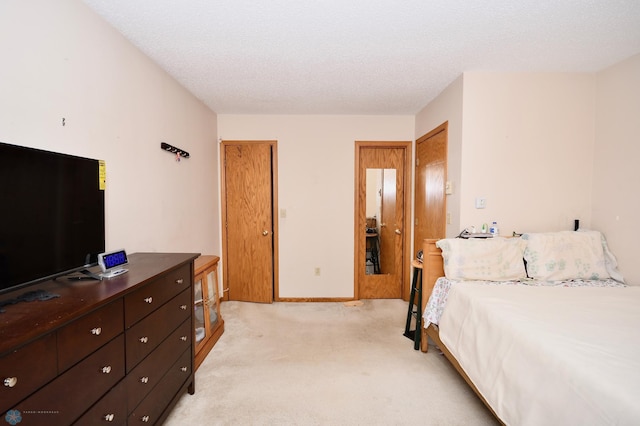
(74, 380, 127, 426)
(124, 264, 191, 327)
(57, 300, 124, 372)
(124, 319, 192, 410)
(125, 288, 191, 371)
(0, 333, 57, 413)
(15, 335, 125, 425)
(128, 348, 192, 425)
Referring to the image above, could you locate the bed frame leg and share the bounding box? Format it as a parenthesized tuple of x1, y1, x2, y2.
(421, 328, 429, 352)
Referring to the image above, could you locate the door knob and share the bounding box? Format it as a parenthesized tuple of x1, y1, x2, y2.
(262, 230, 269, 236)
(395, 229, 402, 235)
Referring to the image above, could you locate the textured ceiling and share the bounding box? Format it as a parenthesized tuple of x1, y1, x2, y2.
(82, 0, 640, 115)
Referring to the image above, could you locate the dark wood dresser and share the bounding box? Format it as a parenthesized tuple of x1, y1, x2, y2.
(0, 252, 199, 425)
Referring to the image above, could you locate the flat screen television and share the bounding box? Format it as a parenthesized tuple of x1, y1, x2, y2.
(0, 142, 105, 295)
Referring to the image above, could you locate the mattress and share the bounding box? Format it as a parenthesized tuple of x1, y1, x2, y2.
(431, 281, 640, 425)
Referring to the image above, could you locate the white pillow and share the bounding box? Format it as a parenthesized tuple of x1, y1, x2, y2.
(595, 231, 625, 283)
(522, 231, 610, 281)
(436, 237, 527, 281)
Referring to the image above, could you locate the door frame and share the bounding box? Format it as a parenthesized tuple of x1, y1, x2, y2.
(354, 141, 412, 300)
(219, 140, 280, 302)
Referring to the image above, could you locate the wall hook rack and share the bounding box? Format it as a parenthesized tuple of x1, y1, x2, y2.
(161, 142, 190, 159)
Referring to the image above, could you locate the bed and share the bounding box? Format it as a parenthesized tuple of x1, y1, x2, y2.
(419, 231, 640, 425)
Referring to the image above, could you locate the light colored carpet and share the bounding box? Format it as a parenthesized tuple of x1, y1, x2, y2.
(165, 299, 498, 426)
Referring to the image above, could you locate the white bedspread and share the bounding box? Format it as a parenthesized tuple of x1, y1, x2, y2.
(438, 282, 640, 425)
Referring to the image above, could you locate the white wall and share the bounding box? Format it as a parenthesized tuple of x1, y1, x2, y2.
(218, 115, 414, 298)
(592, 53, 640, 284)
(459, 72, 596, 236)
(0, 0, 220, 257)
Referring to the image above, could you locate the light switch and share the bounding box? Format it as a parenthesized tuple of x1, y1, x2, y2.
(280, 209, 287, 218)
(445, 181, 453, 195)
(475, 198, 486, 209)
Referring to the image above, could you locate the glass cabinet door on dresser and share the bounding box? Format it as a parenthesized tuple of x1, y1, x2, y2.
(193, 255, 225, 370)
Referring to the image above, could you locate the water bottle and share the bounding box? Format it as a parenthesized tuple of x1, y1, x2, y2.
(489, 221, 499, 237)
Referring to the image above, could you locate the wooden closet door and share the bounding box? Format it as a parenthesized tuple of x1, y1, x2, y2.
(222, 142, 275, 303)
(414, 123, 447, 255)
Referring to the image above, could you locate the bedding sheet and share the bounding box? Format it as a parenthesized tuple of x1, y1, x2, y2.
(423, 277, 624, 329)
(437, 282, 640, 425)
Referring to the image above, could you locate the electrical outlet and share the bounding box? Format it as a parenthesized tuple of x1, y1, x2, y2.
(475, 198, 487, 209)
(314, 267, 321, 276)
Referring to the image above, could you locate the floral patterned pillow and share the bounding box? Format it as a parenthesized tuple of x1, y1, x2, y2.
(436, 237, 527, 281)
(522, 231, 609, 281)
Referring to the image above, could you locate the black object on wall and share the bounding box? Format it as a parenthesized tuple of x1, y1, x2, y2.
(161, 142, 190, 159)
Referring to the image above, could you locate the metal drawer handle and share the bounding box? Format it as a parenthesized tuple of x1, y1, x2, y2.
(91, 327, 102, 336)
(4, 377, 17, 388)
(144, 297, 153, 304)
(139, 336, 149, 344)
(180, 366, 188, 372)
(180, 336, 188, 342)
(104, 413, 115, 422)
(176, 278, 184, 285)
(140, 376, 149, 384)
(101, 366, 112, 374)
(142, 415, 150, 422)
(180, 304, 187, 310)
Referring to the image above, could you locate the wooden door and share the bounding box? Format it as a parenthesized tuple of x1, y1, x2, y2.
(355, 142, 411, 299)
(221, 141, 277, 303)
(414, 123, 447, 256)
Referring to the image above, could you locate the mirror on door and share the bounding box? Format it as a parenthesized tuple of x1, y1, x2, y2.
(365, 168, 396, 275)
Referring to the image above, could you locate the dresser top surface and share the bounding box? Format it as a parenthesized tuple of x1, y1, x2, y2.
(0, 252, 199, 356)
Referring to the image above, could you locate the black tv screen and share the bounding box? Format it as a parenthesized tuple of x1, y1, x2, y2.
(0, 142, 105, 294)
